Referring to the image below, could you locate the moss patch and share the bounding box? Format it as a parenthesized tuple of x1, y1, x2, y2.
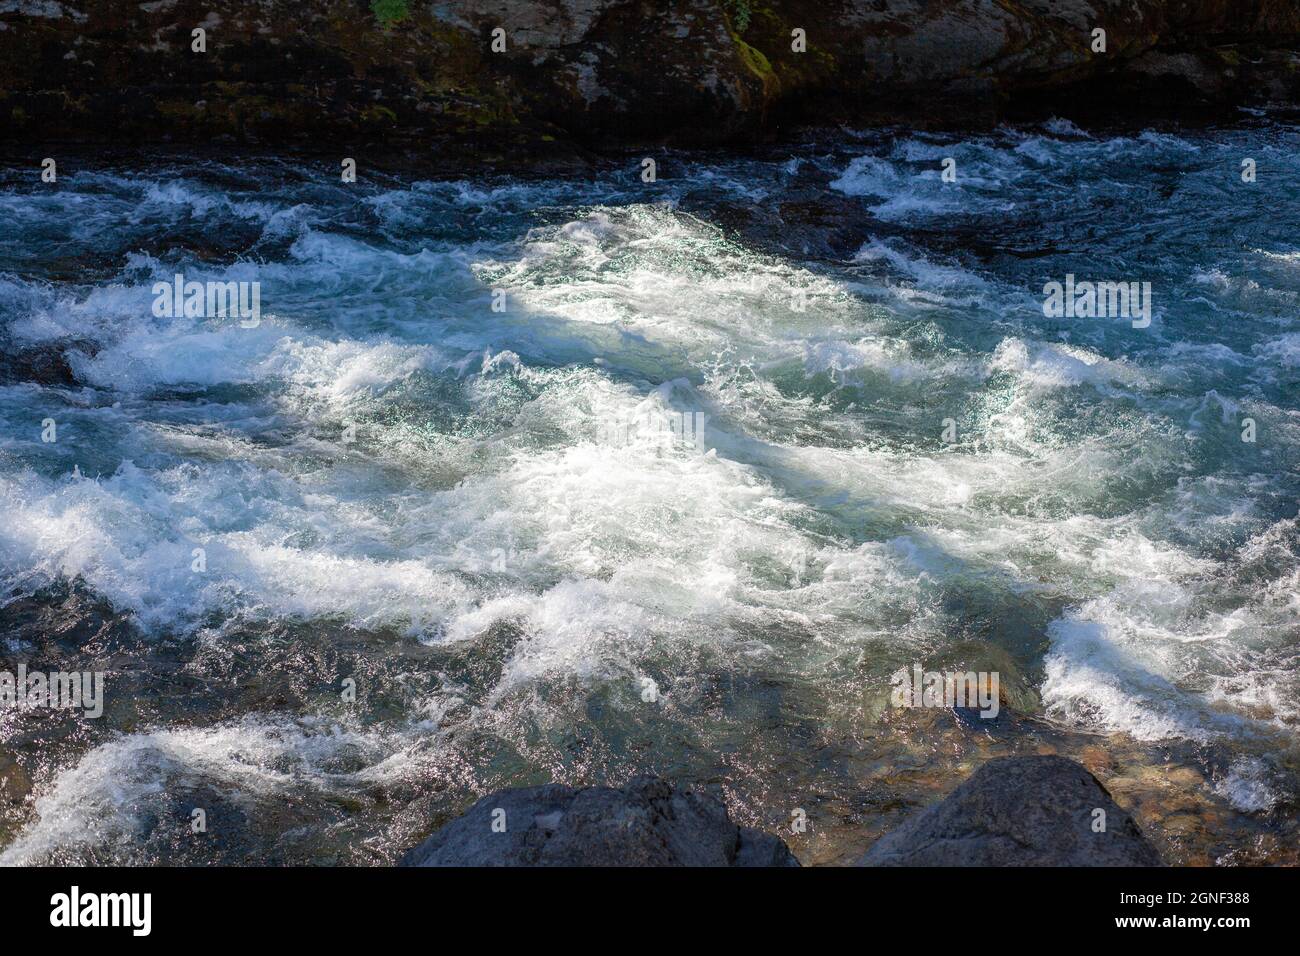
(361, 104, 399, 125)
(735, 36, 773, 81)
(370, 0, 409, 29)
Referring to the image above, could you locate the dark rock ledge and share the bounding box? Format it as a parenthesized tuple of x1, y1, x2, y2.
(400, 776, 800, 866)
(3, 1, 1299, 166)
(858, 755, 1163, 867)
(401, 756, 1162, 866)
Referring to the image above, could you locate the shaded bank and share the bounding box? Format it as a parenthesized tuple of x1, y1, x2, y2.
(3, 0, 1300, 167)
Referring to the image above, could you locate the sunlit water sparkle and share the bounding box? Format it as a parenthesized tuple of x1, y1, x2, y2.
(1, 122, 1298, 865)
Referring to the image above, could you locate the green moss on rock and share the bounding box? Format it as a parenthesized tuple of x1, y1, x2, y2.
(370, 0, 409, 29)
(735, 37, 773, 80)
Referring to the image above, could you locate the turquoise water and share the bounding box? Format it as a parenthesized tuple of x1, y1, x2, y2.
(1, 122, 1297, 864)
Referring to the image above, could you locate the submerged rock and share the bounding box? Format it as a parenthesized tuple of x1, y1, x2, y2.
(401, 776, 799, 867)
(0, 345, 78, 387)
(858, 755, 1163, 866)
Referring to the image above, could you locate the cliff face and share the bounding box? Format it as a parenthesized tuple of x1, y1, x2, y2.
(2, 1, 1298, 159)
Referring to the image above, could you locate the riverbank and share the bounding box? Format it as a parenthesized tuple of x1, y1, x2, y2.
(4, 1, 1300, 168)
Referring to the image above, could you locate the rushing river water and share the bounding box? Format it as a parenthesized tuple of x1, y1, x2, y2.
(1, 121, 1298, 865)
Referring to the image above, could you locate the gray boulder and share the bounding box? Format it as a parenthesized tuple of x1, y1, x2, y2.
(859, 755, 1162, 866)
(402, 776, 799, 867)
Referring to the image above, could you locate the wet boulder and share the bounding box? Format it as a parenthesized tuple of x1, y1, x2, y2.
(0, 345, 78, 387)
(401, 776, 799, 867)
(858, 755, 1163, 866)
